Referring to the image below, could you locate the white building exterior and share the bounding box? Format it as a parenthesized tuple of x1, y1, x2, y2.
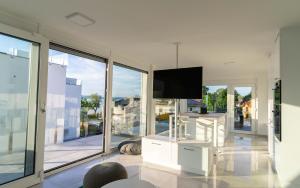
(0, 52, 29, 153)
(64, 78, 82, 141)
(45, 62, 82, 145)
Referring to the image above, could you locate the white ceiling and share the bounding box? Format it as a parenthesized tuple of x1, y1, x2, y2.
(1, 0, 300, 75)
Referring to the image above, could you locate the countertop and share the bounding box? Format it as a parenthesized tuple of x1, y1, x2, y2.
(143, 135, 211, 146)
(179, 112, 226, 119)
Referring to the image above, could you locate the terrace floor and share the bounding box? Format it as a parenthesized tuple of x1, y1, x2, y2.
(0, 134, 131, 185)
(44, 134, 130, 170)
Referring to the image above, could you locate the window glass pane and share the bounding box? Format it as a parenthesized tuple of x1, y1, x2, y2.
(111, 64, 147, 148)
(201, 85, 227, 113)
(0, 34, 39, 185)
(154, 99, 175, 136)
(44, 48, 106, 170)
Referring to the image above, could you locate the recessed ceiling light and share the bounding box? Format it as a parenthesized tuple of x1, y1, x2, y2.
(66, 12, 95, 27)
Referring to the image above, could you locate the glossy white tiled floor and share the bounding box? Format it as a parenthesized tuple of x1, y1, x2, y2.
(31, 133, 281, 188)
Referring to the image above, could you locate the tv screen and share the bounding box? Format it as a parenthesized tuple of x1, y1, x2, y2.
(153, 67, 203, 99)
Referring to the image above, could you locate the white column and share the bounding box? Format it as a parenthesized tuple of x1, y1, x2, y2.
(140, 72, 148, 136)
(104, 51, 113, 153)
(227, 84, 234, 133)
(146, 65, 154, 135)
(213, 119, 218, 153)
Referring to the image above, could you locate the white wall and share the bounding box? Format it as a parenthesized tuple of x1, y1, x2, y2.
(271, 26, 300, 188)
(268, 32, 279, 163)
(256, 72, 269, 135)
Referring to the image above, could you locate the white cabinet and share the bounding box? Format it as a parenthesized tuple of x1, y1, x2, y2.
(142, 137, 171, 166)
(177, 144, 212, 176)
(142, 136, 213, 176)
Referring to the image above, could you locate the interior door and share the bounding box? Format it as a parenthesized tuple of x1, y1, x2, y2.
(0, 24, 47, 188)
(230, 85, 256, 134)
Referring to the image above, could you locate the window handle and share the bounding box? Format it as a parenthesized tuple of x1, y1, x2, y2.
(40, 102, 46, 113)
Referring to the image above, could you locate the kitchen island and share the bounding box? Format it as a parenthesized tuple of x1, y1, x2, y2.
(142, 113, 227, 175)
(142, 135, 213, 176)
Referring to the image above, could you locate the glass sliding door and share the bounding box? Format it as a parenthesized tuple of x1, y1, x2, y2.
(111, 64, 147, 148)
(44, 45, 107, 171)
(0, 33, 39, 185)
(233, 86, 255, 132)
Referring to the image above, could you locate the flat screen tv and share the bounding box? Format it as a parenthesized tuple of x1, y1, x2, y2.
(153, 67, 203, 99)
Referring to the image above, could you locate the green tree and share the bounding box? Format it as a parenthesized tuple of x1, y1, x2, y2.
(202, 86, 209, 96)
(80, 98, 89, 123)
(234, 90, 243, 104)
(202, 87, 227, 113)
(89, 93, 101, 114)
(243, 93, 252, 102)
(81, 97, 89, 108)
(80, 93, 101, 118)
(215, 88, 227, 112)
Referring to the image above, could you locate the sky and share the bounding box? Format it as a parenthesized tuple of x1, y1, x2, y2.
(206, 85, 227, 93)
(49, 49, 142, 98)
(235, 87, 252, 96)
(0, 34, 31, 55)
(112, 65, 142, 97)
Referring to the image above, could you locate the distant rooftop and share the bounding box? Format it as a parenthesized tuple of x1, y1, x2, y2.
(0, 49, 29, 59)
(49, 53, 69, 66)
(187, 99, 201, 107)
(66, 77, 81, 86)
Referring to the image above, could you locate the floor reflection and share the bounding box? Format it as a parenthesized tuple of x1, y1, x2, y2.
(32, 133, 281, 188)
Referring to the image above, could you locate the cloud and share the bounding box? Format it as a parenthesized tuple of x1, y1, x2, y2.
(67, 55, 106, 96)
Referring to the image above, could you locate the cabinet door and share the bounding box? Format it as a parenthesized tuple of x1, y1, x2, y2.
(142, 139, 170, 164)
(178, 145, 209, 174)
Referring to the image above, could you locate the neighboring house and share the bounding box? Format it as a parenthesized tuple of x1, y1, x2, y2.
(155, 99, 175, 115)
(0, 51, 30, 153)
(45, 62, 82, 145)
(112, 97, 141, 135)
(187, 99, 201, 113)
(64, 78, 82, 141)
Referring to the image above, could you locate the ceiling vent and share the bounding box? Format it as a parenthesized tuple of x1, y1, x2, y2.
(66, 12, 95, 27)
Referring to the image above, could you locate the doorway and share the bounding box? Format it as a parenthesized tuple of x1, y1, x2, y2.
(44, 44, 107, 171)
(230, 85, 256, 134)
